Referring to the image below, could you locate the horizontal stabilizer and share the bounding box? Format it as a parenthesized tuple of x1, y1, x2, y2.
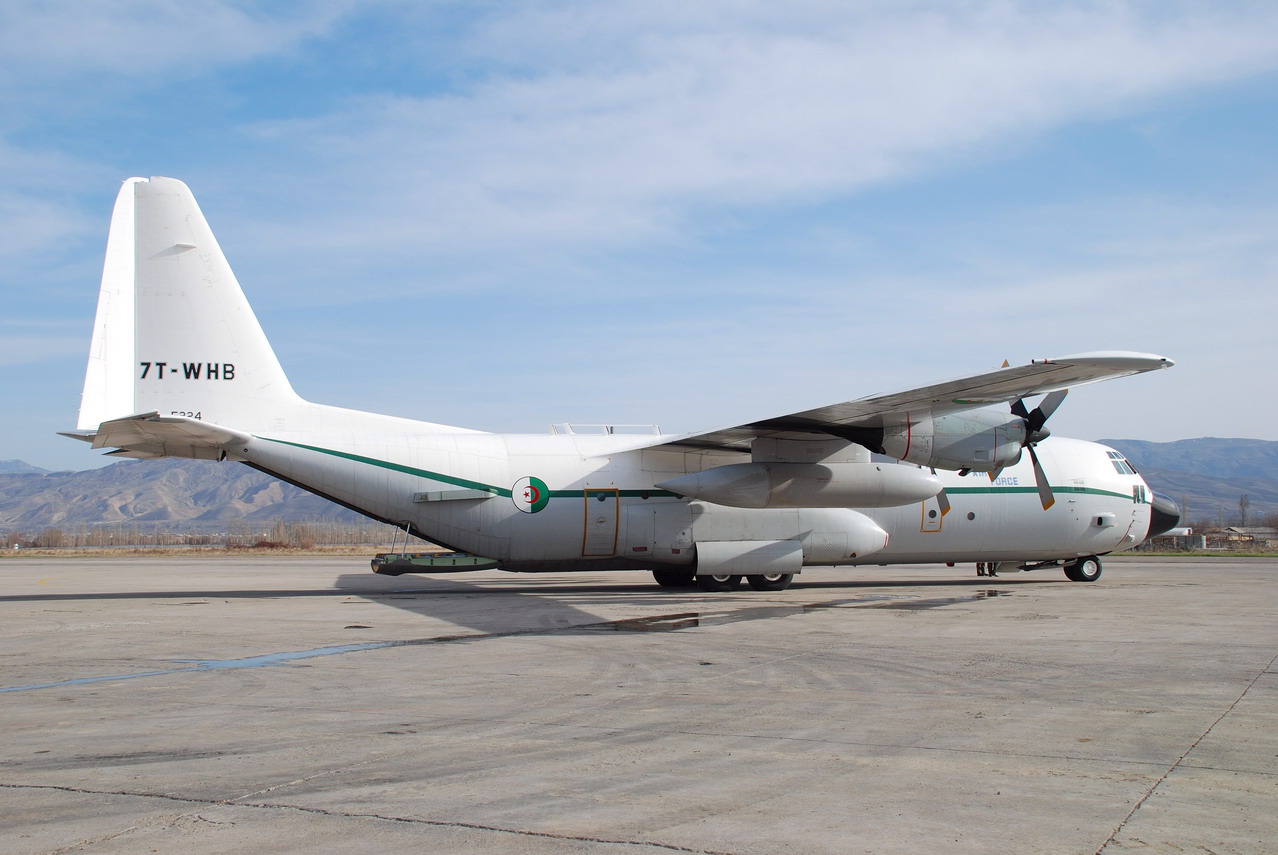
(57, 430, 97, 444)
(80, 413, 250, 461)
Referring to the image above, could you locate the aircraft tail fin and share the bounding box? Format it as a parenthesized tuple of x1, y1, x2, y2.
(76, 177, 304, 436)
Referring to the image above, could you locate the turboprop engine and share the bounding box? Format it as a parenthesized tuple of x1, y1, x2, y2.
(655, 461, 942, 509)
(866, 392, 1071, 509)
(878, 410, 1028, 473)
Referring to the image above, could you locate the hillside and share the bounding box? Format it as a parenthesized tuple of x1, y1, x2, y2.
(0, 460, 50, 475)
(1100, 438, 1278, 525)
(0, 458, 362, 530)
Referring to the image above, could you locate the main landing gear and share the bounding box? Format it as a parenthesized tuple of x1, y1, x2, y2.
(745, 573, 795, 592)
(650, 570, 796, 592)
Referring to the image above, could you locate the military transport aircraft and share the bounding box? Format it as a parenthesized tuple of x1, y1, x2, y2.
(64, 177, 1179, 592)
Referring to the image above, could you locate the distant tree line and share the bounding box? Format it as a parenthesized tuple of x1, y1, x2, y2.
(2, 520, 419, 551)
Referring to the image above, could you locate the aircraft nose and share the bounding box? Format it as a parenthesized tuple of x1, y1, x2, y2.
(1146, 492, 1180, 540)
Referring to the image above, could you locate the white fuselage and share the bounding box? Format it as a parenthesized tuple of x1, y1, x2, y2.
(239, 424, 1152, 572)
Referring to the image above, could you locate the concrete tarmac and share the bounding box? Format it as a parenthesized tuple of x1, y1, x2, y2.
(1, 556, 1274, 854)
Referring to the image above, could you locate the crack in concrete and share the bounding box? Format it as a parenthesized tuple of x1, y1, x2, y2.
(39, 810, 185, 855)
(1093, 650, 1278, 855)
(1, 781, 739, 855)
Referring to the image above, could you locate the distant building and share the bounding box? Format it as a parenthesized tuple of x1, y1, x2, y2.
(1199, 526, 1278, 550)
(1144, 525, 1277, 551)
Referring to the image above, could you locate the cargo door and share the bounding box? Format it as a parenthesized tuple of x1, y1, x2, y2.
(582, 487, 620, 557)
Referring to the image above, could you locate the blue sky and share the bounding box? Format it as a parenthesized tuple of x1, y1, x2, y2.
(3, 1, 1277, 471)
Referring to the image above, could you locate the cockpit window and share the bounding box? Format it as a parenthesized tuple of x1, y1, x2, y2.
(1107, 451, 1137, 475)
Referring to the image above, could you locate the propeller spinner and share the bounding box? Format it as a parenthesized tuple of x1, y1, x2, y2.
(1006, 389, 1068, 509)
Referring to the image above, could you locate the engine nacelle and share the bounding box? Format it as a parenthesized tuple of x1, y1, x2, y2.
(655, 461, 941, 509)
(881, 410, 1025, 472)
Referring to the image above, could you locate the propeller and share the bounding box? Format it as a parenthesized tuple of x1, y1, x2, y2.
(1003, 389, 1068, 510)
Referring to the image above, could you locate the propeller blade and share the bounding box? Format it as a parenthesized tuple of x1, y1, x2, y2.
(1026, 389, 1068, 435)
(1027, 444, 1054, 510)
(1010, 398, 1030, 420)
(936, 488, 951, 517)
(1036, 389, 1068, 422)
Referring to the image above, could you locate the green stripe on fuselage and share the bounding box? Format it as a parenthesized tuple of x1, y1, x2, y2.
(256, 437, 676, 500)
(946, 485, 1139, 501)
(258, 437, 510, 496)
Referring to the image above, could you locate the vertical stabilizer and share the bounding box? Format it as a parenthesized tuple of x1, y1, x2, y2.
(76, 177, 302, 433)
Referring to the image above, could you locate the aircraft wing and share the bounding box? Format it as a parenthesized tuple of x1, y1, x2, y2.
(61, 412, 250, 460)
(624, 351, 1173, 454)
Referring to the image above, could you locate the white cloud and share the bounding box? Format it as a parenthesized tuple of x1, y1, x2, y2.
(0, 0, 352, 87)
(235, 1, 1278, 263)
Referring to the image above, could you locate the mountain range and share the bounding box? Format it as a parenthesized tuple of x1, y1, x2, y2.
(1099, 438, 1278, 526)
(0, 458, 360, 530)
(1, 437, 1275, 532)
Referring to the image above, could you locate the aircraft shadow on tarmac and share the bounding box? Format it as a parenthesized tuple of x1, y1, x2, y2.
(0, 570, 1062, 641)
(327, 571, 1064, 638)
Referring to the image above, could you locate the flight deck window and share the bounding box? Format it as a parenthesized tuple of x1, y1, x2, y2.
(1107, 451, 1136, 475)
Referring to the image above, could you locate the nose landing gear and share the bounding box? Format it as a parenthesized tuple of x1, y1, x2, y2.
(1064, 556, 1102, 582)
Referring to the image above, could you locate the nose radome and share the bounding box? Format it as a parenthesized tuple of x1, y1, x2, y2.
(1147, 492, 1181, 539)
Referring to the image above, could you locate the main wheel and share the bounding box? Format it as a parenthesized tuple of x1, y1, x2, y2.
(1064, 556, 1102, 582)
(746, 573, 795, 592)
(695, 574, 743, 592)
(652, 569, 696, 588)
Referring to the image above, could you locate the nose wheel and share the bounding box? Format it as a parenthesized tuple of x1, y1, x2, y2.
(1064, 556, 1102, 582)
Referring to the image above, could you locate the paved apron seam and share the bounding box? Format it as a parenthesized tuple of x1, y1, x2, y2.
(1093, 650, 1278, 855)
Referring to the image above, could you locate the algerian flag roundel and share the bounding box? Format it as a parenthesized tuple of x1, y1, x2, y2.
(512, 476, 550, 513)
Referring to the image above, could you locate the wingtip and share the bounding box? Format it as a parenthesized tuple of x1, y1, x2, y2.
(1036, 352, 1175, 371)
